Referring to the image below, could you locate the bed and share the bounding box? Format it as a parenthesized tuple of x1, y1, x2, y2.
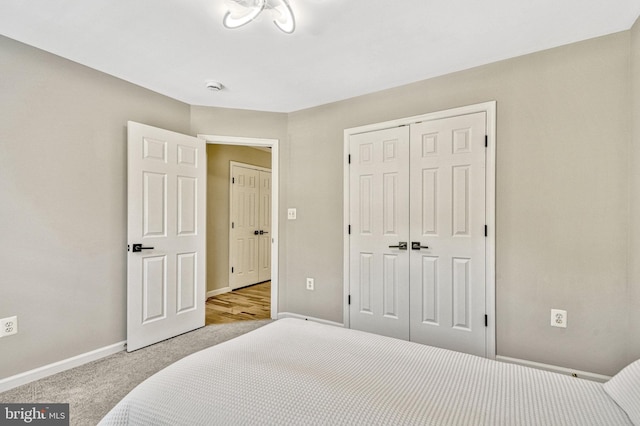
(100, 318, 639, 425)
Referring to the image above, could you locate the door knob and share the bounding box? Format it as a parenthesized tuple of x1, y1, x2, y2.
(388, 242, 408, 250)
(259, 230, 269, 235)
(411, 242, 429, 250)
(131, 244, 155, 252)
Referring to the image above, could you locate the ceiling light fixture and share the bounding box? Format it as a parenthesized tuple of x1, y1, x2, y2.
(223, 0, 296, 34)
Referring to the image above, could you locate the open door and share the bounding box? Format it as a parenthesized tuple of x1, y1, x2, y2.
(127, 121, 206, 352)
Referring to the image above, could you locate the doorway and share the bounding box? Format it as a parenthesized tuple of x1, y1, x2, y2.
(200, 134, 279, 322)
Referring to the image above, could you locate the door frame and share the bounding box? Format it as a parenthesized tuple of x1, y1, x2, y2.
(198, 134, 279, 320)
(342, 101, 496, 359)
(228, 161, 272, 289)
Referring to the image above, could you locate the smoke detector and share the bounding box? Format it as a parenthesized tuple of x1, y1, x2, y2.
(205, 80, 223, 91)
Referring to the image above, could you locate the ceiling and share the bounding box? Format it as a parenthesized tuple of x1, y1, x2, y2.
(1, 0, 639, 113)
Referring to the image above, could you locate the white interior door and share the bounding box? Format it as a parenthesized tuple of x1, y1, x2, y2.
(409, 112, 487, 356)
(258, 170, 272, 282)
(230, 164, 260, 289)
(349, 127, 411, 340)
(347, 112, 488, 356)
(127, 121, 206, 352)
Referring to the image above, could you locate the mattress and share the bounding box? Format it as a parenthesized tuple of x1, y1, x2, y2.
(100, 318, 632, 425)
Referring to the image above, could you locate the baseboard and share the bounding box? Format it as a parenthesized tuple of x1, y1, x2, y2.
(495, 355, 612, 383)
(0, 341, 126, 393)
(277, 312, 344, 328)
(206, 287, 231, 299)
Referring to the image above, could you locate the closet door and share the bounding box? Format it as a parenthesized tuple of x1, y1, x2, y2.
(349, 127, 411, 340)
(408, 112, 487, 356)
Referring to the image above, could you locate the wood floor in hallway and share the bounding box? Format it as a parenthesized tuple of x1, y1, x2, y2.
(205, 281, 271, 325)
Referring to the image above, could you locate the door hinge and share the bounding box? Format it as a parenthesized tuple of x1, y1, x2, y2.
(231, 266, 234, 273)
(485, 135, 488, 147)
(348, 295, 351, 305)
(348, 224, 351, 235)
(232, 222, 234, 229)
(485, 315, 488, 327)
(232, 177, 235, 184)
(484, 225, 488, 237)
(348, 154, 351, 164)
(127, 244, 130, 252)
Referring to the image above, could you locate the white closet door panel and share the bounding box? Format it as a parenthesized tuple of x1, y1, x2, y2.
(349, 126, 410, 340)
(409, 112, 487, 357)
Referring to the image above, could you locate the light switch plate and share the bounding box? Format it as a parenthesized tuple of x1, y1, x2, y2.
(287, 208, 297, 220)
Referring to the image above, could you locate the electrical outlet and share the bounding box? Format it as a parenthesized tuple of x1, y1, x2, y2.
(288, 208, 297, 220)
(551, 309, 567, 328)
(0, 316, 18, 337)
(306, 278, 314, 290)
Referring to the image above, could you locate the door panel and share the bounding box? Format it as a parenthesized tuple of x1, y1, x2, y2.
(230, 166, 259, 289)
(230, 165, 272, 289)
(177, 252, 197, 313)
(177, 177, 197, 235)
(348, 112, 487, 356)
(258, 171, 272, 282)
(409, 112, 487, 356)
(143, 172, 166, 237)
(127, 121, 206, 352)
(142, 255, 166, 323)
(349, 126, 410, 340)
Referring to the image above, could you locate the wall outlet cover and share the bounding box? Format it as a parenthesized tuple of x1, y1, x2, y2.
(551, 309, 567, 328)
(0, 316, 18, 337)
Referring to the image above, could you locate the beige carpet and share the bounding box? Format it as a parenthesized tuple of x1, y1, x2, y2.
(0, 320, 271, 426)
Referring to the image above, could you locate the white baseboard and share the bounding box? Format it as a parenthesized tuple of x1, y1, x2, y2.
(0, 340, 126, 393)
(277, 312, 344, 328)
(496, 355, 612, 383)
(206, 287, 231, 299)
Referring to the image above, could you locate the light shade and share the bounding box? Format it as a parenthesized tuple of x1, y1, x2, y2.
(223, 0, 266, 29)
(270, 0, 295, 33)
(223, 0, 296, 34)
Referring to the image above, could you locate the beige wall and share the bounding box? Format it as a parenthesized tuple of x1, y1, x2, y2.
(190, 106, 288, 140)
(629, 16, 640, 362)
(206, 145, 271, 293)
(0, 35, 191, 378)
(284, 31, 633, 376)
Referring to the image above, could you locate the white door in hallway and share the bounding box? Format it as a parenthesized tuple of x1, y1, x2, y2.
(127, 122, 206, 352)
(409, 112, 487, 357)
(258, 170, 272, 282)
(229, 163, 271, 289)
(348, 126, 411, 340)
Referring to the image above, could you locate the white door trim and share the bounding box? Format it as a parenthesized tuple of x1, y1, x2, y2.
(198, 134, 279, 320)
(343, 101, 497, 359)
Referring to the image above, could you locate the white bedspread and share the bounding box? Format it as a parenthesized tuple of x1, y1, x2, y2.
(100, 318, 632, 425)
